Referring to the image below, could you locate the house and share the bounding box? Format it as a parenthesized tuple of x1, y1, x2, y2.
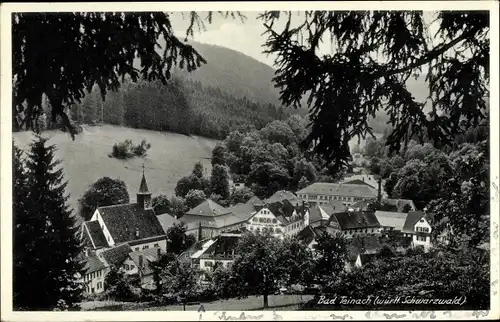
(307, 202, 347, 228)
(402, 211, 435, 251)
(80, 255, 108, 295)
(352, 198, 417, 213)
(246, 199, 307, 238)
(296, 225, 337, 251)
(374, 211, 408, 234)
(121, 247, 164, 289)
(81, 170, 167, 255)
(264, 190, 302, 207)
(345, 235, 385, 270)
(328, 210, 381, 238)
(297, 183, 377, 207)
(180, 199, 250, 241)
(191, 233, 241, 282)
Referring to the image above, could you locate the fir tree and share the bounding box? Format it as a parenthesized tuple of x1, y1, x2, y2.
(13, 136, 83, 310)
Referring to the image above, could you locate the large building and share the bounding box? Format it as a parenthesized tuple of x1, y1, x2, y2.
(297, 182, 377, 207)
(181, 191, 309, 241)
(81, 170, 167, 255)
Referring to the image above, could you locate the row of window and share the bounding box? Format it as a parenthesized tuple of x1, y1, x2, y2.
(133, 243, 160, 252)
(416, 235, 428, 242)
(416, 227, 429, 233)
(252, 217, 278, 224)
(248, 226, 283, 234)
(86, 282, 103, 293)
(85, 270, 102, 281)
(346, 228, 377, 234)
(299, 194, 364, 203)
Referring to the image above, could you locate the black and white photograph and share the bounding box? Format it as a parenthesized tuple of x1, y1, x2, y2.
(1, 1, 499, 320)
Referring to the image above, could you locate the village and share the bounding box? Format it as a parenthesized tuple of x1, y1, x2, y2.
(78, 160, 441, 297)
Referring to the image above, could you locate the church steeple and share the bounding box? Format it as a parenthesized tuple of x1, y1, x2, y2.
(137, 163, 152, 210)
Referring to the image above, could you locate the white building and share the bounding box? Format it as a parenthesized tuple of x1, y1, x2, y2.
(402, 211, 435, 251)
(297, 183, 377, 207)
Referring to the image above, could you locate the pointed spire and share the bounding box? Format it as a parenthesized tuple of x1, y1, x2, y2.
(138, 163, 149, 193)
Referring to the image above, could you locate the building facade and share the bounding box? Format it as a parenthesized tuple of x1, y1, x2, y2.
(297, 183, 377, 207)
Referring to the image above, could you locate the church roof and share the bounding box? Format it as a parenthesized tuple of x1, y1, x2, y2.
(97, 203, 164, 244)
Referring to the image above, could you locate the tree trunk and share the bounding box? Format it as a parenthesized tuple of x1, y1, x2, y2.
(263, 293, 269, 309)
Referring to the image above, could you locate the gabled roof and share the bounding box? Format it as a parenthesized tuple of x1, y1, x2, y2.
(98, 204, 164, 244)
(156, 213, 181, 234)
(83, 221, 108, 248)
(341, 179, 376, 189)
(227, 203, 256, 222)
(82, 255, 107, 274)
(265, 190, 300, 205)
(346, 235, 383, 261)
(185, 199, 231, 217)
(100, 244, 132, 266)
(246, 196, 264, 206)
(331, 211, 381, 230)
(191, 239, 217, 259)
(297, 183, 377, 198)
(296, 225, 332, 245)
(375, 211, 408, 231)
(319, 201, 348, 215)
(402, 211, 427, 233)
(267, 200, 299, 225)
(128, 247, 163, 276)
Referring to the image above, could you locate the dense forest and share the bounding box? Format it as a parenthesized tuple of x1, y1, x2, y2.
(66, 77, 288, 140)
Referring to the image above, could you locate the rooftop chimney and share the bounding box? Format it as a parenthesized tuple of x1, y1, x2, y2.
(139, 255, 144, 269)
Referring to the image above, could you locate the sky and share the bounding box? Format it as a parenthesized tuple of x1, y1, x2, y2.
(168, 11, 440, 69)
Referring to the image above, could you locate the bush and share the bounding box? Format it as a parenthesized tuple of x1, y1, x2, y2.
(109, 139, 151, 159)
(132, 140, 151, 157)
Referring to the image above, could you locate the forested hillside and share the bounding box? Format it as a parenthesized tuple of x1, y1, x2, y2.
(46, 41, 432, 139)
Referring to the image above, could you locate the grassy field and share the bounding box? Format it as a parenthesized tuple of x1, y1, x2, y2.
(13, 125, 219, 223)
(80, 294, 314, 311)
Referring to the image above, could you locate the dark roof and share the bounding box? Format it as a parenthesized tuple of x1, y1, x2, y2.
(346, 235, 383, 261)
(128, 247, 163, 276)
(402, 211, 426, 233)
(351, 198, 416, 212)
(101, 244, 132, 266)
(138, 172, 150, 194)
(186, 199, 231, 217)
(98, 204, 164, 244)
(359, 253, 379, 265)
(82, 256, 107, 274)
(296, 225, 332, 245)
(331, 211, 381, 230)
(84, 221, 108, 248)
(199, 234, 241, 260)
(267, 200, 299, 225)
(227, 203, 256, 221)
(156, 213, 181, 234)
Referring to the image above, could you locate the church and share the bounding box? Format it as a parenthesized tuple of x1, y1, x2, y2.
(80, 169, 167, 258)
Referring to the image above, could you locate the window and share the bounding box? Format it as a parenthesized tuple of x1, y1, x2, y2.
(259, 217, 265, 223)
(205, 261, 213, 267)
(419, 219, 425, 223)
(417, 236, 427, 242)
(130, 265, 135, 270)
(97, 282, 102, 289)
(272, 218, 277, 224)
(135, 247, 139, 251)
(154, 243, 159, 247)
(143, 245, 149, 250)
(275, 228, 282, 234)
(253, 217, 258, 222)
(124, 264, 129, 270)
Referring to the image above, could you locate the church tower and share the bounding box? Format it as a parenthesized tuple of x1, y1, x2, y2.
(137, 164, 152, 210)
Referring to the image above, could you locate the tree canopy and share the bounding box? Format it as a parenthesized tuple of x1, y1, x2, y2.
(259, 10, 489, 170)
(13, 10, 490, 171)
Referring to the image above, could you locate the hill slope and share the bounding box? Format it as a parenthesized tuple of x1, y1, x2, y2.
(13, 125, 218, 222)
